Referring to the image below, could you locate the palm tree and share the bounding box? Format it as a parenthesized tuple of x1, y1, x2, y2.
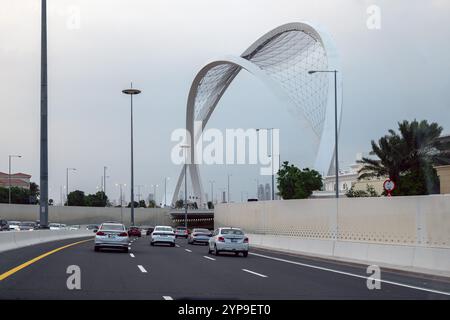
(358, 120, 449, 194)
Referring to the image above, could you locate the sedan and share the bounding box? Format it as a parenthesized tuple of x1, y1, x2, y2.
(19, 221, 37, 231)
(8, 221, 20, 231)
(188, 228, 212, 245)
(94, 222, 129, 252)
(174, 226, 189, 238)
(150, 226, 176, 247)
(128, 226, 141, 237)
(208, 227, 249, 257)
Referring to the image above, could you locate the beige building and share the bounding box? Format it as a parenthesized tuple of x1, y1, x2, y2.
(436, 165, 450, 194)
(321, 153, 385, 196)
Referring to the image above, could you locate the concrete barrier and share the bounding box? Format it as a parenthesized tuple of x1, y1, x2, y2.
(0, 229, 94, 253)
(216, 195, 450, 277)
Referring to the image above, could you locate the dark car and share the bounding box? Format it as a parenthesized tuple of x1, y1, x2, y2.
(128, 226, 141, 237)
(146, 226, 155, 236)
(0, 219, 9, 231)
(19, 221, 37, 231)
(188, 228, 212, 245)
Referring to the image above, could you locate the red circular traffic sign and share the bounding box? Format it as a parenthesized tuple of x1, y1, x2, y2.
(383, 179, 396, 196)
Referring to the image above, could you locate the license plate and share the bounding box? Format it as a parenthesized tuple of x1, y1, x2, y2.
(108, 234, 116, 238)
(231, 239, 238, 243)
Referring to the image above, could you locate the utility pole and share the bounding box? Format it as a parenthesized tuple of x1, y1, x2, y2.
(39, 0, 49, 228)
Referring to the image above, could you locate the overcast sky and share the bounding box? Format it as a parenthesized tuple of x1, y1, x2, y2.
(1, 0, 449, 204)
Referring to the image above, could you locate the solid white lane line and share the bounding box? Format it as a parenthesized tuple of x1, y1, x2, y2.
(137, 265, 147, 273)
(163, 296, 173, 300)
(249, 252, 450, 296)
(185, 249, 192, 252)
(203, 256, 216, 261)
(242, 269, 268, 278)
(130, 253, 135, 258)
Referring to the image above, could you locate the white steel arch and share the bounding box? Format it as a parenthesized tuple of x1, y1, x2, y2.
(172, 22, 343, 207)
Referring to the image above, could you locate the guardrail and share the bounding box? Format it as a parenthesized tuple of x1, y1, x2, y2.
(0, 229, 94, 253)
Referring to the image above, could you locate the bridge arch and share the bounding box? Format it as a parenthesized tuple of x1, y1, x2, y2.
(172, 22, 343, 207)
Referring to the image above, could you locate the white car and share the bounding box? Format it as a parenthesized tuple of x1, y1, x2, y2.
(49, 223, 63, 230)
(208, 227, 249, 257)
(94, 222, 129, 252)
(8, 221, 21, 231)
(150, 226, 176, 247)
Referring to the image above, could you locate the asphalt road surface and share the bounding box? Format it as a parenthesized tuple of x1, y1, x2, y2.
(1, 235, 449, 300)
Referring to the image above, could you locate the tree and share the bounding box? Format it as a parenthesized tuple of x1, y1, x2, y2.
(85, 191, 108, 207)
(138, 200, 146, 208)
(127, 201, 139, 208)
(174, 199, 183, 209)
(66, 190, 86, 206)
(148, 200, 156, 208)
(207, 201, 214, 209)
(358, 120, 447, 196)
(346, 185, 379, 198)
(0, 184, 40, 204)
(277, 161, 323, 199)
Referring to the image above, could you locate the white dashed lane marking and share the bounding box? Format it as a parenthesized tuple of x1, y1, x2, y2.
(242, 269, 268, 278)
(163, 296, 173, 300)
(185, 249, 192, 253)
(138, 265, 147, 273)
(203, 256, 216, 261)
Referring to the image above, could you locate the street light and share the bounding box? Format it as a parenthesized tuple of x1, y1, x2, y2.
(257, 128, 275, 200)
(227, 174, 232, 203)
(151, 184, 159, 205)
(308, 70, 339, 199)
(209, 180, 215, 204)
(115, 183, 126, 224)
(164, 177, 170, 207)
(66, 168, 76, 206)
(8, 155, 22, 204)
(122, 83, 141, 226)
(180, 144, 191, 228)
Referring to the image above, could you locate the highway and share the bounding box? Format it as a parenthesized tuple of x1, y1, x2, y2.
(0, 235, 449, 300)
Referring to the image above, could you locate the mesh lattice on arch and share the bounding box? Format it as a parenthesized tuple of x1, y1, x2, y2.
(193, 29, 329, 137)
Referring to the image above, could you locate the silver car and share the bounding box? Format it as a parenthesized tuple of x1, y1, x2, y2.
(188, 228, 212, 245)
(150, 226, 176, 247)
(208, 227, 249, 257)
(94, 222, 129, 252)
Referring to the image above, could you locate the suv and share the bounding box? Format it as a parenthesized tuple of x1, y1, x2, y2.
(0, 220, 9, 231)
(174, 226, 188, 238)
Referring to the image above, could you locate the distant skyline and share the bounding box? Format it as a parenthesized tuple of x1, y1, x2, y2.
(1, 0, 449, 204)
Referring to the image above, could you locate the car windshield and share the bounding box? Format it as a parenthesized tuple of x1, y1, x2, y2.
(155, 227, 173, 232)
(101, 224, 124, 231)
(221, 229, 244, 235)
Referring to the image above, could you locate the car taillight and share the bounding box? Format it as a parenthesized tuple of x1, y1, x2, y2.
(244, 237, 249, 243)
(218, 236, 225, 242)
(96, 231, 105, 236)
(119, 232, 128, 237)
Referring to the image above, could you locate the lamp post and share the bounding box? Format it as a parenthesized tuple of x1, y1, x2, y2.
(8, 155, 22, 204)
(180, 145, 190, 228)
(122, 84, 141, 226)
(308, 70, 339, 199)
(227, 174, 232, 203)
(66, 168, 76, 205)
(151, 184, 158, 205)
(103, 166, 108, 199)
(164, 177, 170, 207)
(40, 0, 49, 228)
(257, 128, 275, 200)
(209, 180, 215, 204)
(116, 183, 126, 224)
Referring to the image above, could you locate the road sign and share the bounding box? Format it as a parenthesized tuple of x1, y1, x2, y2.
(383, 179, 396, 197)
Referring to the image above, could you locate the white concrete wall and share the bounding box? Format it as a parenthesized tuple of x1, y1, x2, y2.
(215, 195, 450, 275)
(0, 229, 94, 253)
(0, 204, 173, 226)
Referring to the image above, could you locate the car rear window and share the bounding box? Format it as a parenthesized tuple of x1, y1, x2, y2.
(101, 224, 124, 231)
(194, 229, 210, 233)
(155, 227, 173, 232)
(221, 229, 244, 235)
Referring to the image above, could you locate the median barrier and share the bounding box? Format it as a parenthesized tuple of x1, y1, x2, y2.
(0, 229, 94, 253)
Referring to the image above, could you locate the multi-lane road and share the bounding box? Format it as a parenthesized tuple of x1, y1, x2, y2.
(0, 235, 449, 300)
